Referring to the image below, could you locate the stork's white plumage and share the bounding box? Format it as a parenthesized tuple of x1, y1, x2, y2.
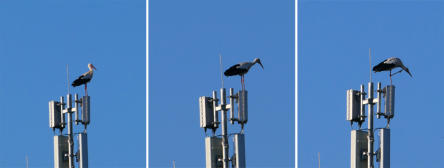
(373, 57, 412, 84)
(72, 63, 97, 95)
(224, 58, 264, 90)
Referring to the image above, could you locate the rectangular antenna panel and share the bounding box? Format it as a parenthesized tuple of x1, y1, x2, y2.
(49, 101, 62, 128)
(78, 133, 89, 168)
(378, 128, 390, 168)
(82, 96, 90, 125)
(205, 136, 223, 168)
(200, 96, 215, 129)
(351, 130, 368, 168)
(233, 134, 246, 168)
(384, 86, 395, 118)
(237, 91, 248, 124)
(54, 135, 69, 168)
(346, 90, 360, 122)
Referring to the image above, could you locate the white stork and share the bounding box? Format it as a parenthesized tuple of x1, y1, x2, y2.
(373, 57, 412, 84)
(224, 58, 264, 90)
(72, 63, 97, 96)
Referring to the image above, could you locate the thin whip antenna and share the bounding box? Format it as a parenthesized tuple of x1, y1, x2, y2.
(318, 152, 320, 168)
(172, 160, 176, 168)
(369, 48, 372, 83)
(67, 64, 70, 94)
(219, 53, 224, 88)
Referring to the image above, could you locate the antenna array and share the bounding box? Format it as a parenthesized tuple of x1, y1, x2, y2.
(49, 68, 91, 168)
(199, 87, 248, 168)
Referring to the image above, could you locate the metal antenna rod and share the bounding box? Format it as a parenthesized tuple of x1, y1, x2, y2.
(220, 53, 224, 89)
(67, 64, 70, 94)
(318, 152, 320, 168)
(369, 48, 372, 83)
(367, 82, 374, 168)
(220, 88, 229, 168)
(66, 94, 74, 168)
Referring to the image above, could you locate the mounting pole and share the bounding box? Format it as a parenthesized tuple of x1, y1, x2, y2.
(66, 94, 75, 168)
(369, 48, 372, 83)
(220, 88, 229, 168)
(367, 82, 374, 168)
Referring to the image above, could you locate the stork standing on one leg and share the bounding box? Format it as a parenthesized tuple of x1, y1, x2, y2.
(72, 63, 97, 96)
(372, 57, 412, 85)
(224, 58, 264, 90)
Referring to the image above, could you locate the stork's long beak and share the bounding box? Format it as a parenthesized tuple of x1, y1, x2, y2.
(91, 64, 97, 71)
(257, 61, 264, 69)
(404, 68, 412, 77)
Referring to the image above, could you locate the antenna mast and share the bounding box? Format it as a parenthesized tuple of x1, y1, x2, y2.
(219, 53, 224, 89)
(369, 48, 372, 83)
(67, 64, 70, 94)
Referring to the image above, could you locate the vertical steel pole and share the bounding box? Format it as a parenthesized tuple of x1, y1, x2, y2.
(220, 88, 229, 168)
(67, 94, 75, 168)
(229, 88, 234, 124)
(367, 82, 374, 168)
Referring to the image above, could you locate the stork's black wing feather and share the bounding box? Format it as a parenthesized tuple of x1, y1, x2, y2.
(372, 60, 395, 72)
(71, 75, 90, 87)
(224, 64, 241, 76)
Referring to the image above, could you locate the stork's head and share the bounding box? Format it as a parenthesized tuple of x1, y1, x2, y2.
(88, 63, 97, 71)
(398, 60, 412, 78)
(253, 58, 264, 69)
(401, 65, 412, 77)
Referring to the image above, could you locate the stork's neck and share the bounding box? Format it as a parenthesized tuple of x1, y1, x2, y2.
(400, 64, 407, 70)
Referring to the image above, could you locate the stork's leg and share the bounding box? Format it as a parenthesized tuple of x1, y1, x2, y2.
(85, 83, 88, 96)
(386, 119, 390, 128)
(389, 70, 392, 85)
(243, 75, 245, 91)
(241, 75, 244, 91)
(392, 69, 403, 76)
(242, 75, 245, 91)
(240, 76, 243, 90)
(241, 75, 245, 91)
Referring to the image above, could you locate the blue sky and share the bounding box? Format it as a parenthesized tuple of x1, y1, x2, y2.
(0, 1, 145, 167)
(149, 0, 294, 167)
(3, 0, 441, 168)
(299, 0, 444, 167)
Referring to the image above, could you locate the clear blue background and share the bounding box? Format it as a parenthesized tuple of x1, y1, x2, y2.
(150, 0, 294, 167)
(299, 0, 444, 167)
(0, 1, 145, 167)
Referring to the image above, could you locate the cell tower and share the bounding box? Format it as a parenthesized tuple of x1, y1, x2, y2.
(199, 88, 248, 168)
(49, 93, 90, 168)
(347, 82, 394, 168)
